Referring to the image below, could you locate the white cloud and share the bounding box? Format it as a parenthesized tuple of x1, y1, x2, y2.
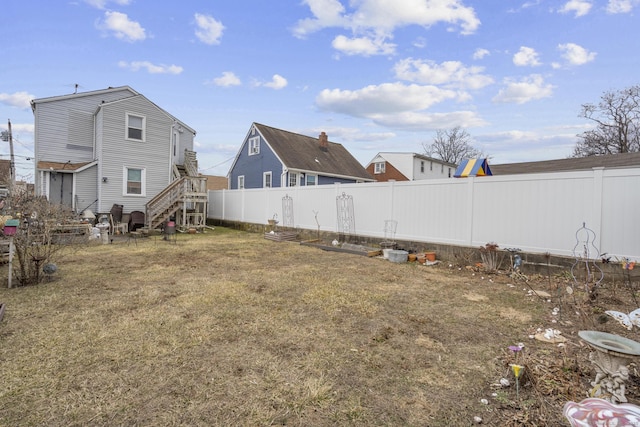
(370, 110, 487, 131)
(473, 48, 490, 60)
(413, 37, 427, 49)
(259, 74, 288, 90)
(212, 71, 241, 87)
(0, 91, 35, 109)
(606, 0, 640, 13)
(332, 35, 396, 56)
(492, 74, 554, 104)
(316, 82, 457, 117)
(194, 13, 224, 45)
(118, 61, 183, 74)
(558, 42, 596, 65)
(293, 0, 480, 56)
(84, 0, 131, 9)
(97, 11, 146, 42)
(393, 58, 494, 90)
(293, 0, 349, 37)
(513, 46, 541, 67)
(559, 0, 592, 17)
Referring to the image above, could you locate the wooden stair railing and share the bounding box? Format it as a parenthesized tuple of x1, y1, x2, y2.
(145, 175, 208, 230)
(146, 177, 185, 229)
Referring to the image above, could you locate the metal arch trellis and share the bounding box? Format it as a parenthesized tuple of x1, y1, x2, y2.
(570, 222, 604, 294)
(282, 194, 294, 228)
(336, 192, 355, 240)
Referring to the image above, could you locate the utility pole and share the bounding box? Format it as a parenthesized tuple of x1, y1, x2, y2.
(8, 119, 15, 196)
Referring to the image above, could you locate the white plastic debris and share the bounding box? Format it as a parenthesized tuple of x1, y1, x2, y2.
(473, 416, 483, 424)
(480, 398, 489, 405)
(544, 328, 561, 340)
(500, 378, 510, 387)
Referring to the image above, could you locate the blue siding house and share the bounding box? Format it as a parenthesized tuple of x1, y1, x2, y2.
(228, 123, 374, 189)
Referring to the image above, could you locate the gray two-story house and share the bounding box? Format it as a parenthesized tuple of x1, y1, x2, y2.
(228, 122, 374, 189)
(31, 86, 207, 231)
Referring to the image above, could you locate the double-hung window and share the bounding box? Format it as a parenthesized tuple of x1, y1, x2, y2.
(126, 113, 145, 141)
(374, 162, 386, 174)
(238, 175, 245, 189)
(289, 172, 298, 187)
(263, 172, 272, 188)
(248, 137, 260, 155)
(125, 167, 145, 196)
(305, 174, 317, 186)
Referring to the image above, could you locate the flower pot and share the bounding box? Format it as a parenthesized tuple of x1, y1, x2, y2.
(408, 254, 417, 262)
(425, 251, 436, 262)
(388, 250, 408, 263)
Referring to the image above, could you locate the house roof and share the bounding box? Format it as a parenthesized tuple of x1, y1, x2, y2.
(254, 123, 374, 181)
(367, 152, 457, 168)
(491, 152, 640, 175)
(31, 86, 139, 111)
(204, 175, 228, 190)
(37, 161, 94, 172)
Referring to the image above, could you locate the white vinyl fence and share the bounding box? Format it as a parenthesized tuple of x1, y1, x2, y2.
(208, 167, 640, 259)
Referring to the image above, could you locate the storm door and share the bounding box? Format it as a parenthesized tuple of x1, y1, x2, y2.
(49, 172, 73, 208)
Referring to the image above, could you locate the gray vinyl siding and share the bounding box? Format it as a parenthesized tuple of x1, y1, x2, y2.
(96, 96, 172, 212)
(75, 165, 98, 213)
(33, 88, 133, 163)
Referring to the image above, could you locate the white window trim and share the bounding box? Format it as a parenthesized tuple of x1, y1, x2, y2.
(289, 172, 298, 187)
(125, 112, 146, 142)
(374, 162, 385, 174)
(238, 175, 245, 189)
(263, 171, 272, 188)
(248, 136, 260, 155)
(123, 166, 146, 196)
(305, 173, 317, 186)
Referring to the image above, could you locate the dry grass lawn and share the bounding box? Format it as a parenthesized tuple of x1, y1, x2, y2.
(0, 228, 633, 426)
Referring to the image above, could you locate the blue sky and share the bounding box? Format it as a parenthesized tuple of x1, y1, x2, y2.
(1, 0, 639, 181)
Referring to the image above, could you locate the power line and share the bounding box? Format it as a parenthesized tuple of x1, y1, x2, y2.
(199, 156, 234, 172)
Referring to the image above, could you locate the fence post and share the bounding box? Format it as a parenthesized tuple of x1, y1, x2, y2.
(465, 177, 475, 246)
(591, 167, 605, 255)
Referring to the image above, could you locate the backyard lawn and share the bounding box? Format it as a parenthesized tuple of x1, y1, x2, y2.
(0, 227, 636, 426)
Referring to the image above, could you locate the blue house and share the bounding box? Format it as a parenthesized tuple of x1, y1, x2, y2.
(228, 123, 374, 189)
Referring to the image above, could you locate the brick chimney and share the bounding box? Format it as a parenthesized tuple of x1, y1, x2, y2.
(319, 132, 328, 151)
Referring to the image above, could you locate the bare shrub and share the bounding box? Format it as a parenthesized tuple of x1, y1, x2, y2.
(479, 242, 502, 273)
(7, 193, 82, 286)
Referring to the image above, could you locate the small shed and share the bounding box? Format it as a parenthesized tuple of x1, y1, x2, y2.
(454, 158, 492, 178)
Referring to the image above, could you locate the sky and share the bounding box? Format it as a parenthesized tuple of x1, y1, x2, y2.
(1, 0, 639, 182)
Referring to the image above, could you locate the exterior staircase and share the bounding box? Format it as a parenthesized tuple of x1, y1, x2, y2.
(145, 149, 208, 231)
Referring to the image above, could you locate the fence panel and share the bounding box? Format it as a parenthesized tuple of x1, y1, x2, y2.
(207, 167, 640, 259)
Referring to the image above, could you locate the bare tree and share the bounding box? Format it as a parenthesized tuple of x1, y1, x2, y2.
(573, 85, 640, 157)
(422, 126, 485, 164)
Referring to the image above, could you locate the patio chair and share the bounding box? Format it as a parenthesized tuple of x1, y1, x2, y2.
(128, 210, 145, 232)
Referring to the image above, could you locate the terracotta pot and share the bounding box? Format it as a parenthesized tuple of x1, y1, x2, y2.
(425, 251, 436, 262)
(408, 254, 417, 262)
(417, 256, 426, 264)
